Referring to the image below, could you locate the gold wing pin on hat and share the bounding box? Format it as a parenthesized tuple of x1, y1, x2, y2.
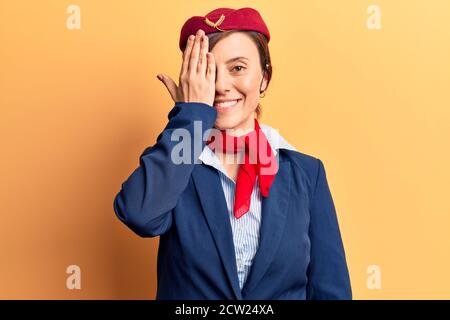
(204, 14, 225, 31)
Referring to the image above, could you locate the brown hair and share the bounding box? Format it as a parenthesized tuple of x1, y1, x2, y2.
(205, 30, 272, 120)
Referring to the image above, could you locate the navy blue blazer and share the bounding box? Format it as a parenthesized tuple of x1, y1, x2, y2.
(113, 102, 352, 300)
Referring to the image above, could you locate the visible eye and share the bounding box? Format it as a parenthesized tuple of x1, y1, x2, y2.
(232, 65, 246, 72)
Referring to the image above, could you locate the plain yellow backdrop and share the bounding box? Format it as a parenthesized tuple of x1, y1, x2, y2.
(1, 0, 449, 299)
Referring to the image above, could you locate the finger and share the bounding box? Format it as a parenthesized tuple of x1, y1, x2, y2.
(181, 35, 194, 77)
(206, 52, 216, 82)
(197, 34, 208, 76)
(189, 30, 202, 74)
(157, 74, 178, 101)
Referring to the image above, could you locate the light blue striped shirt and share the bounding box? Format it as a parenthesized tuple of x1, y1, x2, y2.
(198, 124, 297, 290)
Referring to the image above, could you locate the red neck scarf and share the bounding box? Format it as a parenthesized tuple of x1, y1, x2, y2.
(206, 119, 279, 219)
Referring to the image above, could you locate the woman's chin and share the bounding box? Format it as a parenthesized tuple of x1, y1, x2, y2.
(214, 117, 240, 131)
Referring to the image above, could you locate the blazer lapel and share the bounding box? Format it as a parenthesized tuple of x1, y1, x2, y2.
(192, 164, 243, 300)
(241, 160, 292, 296)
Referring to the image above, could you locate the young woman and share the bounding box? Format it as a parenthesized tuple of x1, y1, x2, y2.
(113, 7, 352, 300)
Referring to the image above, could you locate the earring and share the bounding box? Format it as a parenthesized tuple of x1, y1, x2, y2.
(260, 91, 266, 98)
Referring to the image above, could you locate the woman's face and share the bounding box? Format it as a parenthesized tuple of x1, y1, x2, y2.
(209, 32, 268, 134)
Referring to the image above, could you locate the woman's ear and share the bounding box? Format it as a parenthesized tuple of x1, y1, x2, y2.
(260, 71, 269, 93)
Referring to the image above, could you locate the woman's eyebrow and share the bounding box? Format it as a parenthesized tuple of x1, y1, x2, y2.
(225, 56, 249, 64)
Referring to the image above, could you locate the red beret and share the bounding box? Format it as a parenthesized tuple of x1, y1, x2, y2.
(179, 7, 270, 51)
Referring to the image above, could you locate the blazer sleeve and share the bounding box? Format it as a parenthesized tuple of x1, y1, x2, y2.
(306, 158, 352, 299)
(113, 102, 217, 238)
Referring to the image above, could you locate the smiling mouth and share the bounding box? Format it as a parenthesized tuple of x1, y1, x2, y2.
(213, 99, 242, 111)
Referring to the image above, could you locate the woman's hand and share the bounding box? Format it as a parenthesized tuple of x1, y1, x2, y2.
(157, 29, 216, 107)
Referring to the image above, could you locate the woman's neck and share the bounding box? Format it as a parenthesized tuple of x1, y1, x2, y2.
(217, 117, 256, 137)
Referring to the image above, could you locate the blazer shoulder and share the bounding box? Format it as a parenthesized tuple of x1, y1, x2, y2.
(279, 148, 324, 197)
(280, 148, 321, 175)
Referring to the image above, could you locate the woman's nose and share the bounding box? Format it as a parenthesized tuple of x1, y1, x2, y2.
(214, 69, 232, 93)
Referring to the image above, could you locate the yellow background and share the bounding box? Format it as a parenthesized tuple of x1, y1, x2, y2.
(1, 0, 449, 299)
